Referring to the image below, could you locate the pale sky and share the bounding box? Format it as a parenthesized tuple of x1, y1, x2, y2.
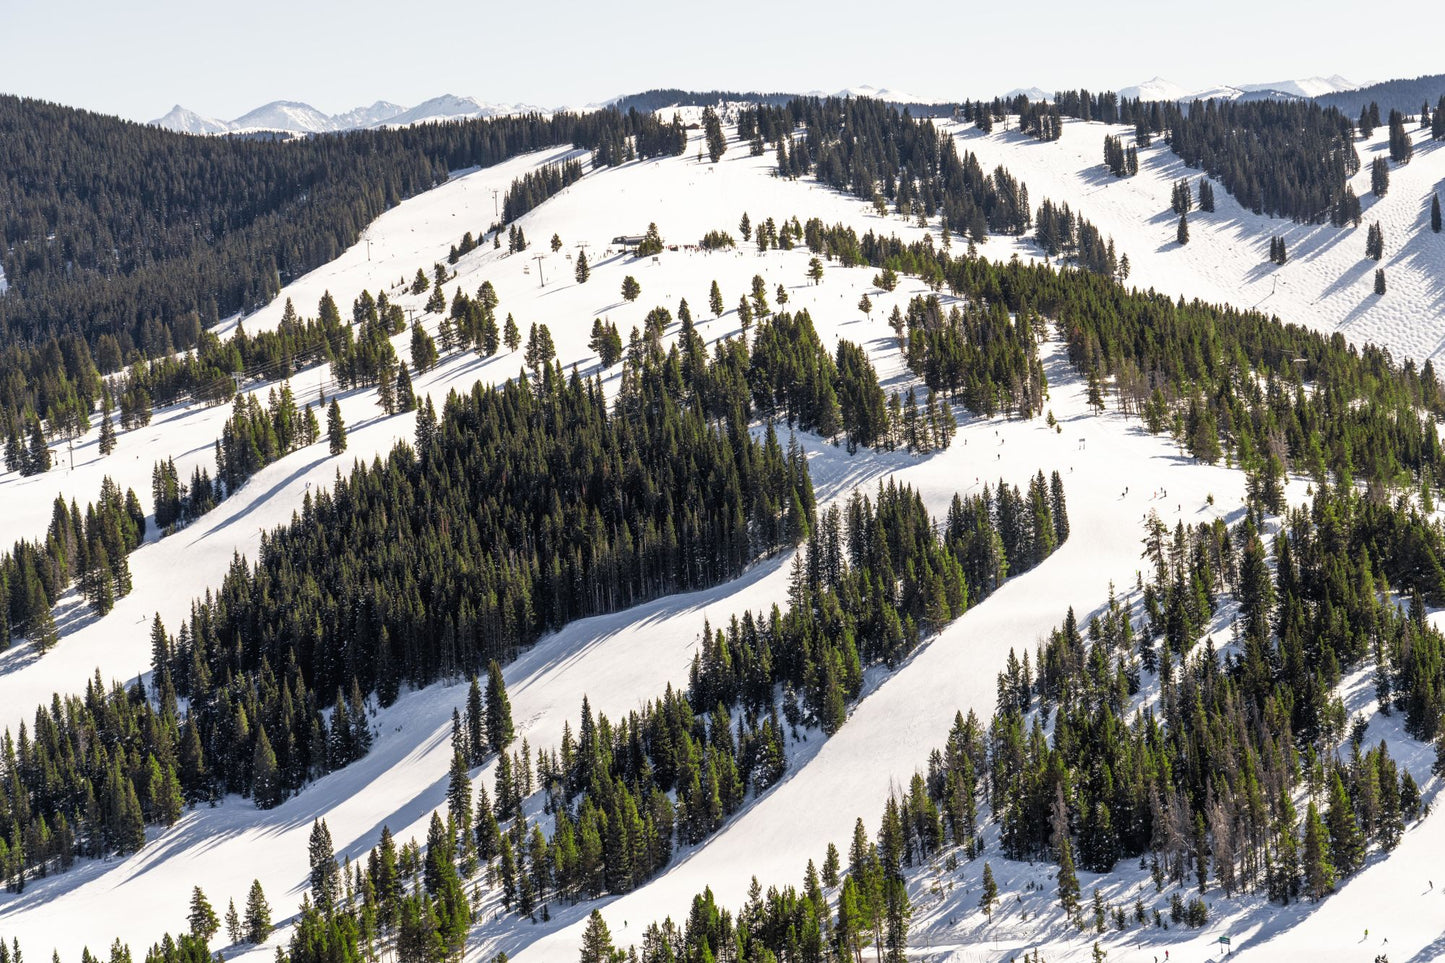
(1, 0, 1437, 121)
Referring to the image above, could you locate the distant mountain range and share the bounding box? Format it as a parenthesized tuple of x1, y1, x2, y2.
(1116, 74, 1358, 103)
(150, 94, 548, 136)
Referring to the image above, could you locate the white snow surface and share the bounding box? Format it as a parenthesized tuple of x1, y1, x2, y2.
(0, 119, 1441, 963)
(952, 116, 1445, 363)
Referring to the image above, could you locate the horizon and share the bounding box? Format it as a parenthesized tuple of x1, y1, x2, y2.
(1, 0, 1436, 123)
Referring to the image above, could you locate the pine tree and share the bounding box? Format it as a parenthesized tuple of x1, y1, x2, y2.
(309, 819, 342, 914)
(580, 909, 621, 963)
(244, 878, 272, 943)
(709, 280, 725, 318)
(1375, 268, 1387, 296)
(1433, 193, 1442, 233)
(486, 659, 515, 750)
(979, 862, 998, 921)
(188, 886, 220, 940)
(326, 400, 346, 456)
(252, 725, 281, 808)
(1176, 212, 1190, 246)
(1057, 837, 1081, 918)
(621, 275, 641, 302)
(98, 390, 117, 456)
(575, 249, 590, 284)
(504, 313, 521, 351)
(225, 898, 241, 944)
(551, 233, 563, 253)
(1302, 801, 1335, 900)
(25, 419, 51, 475)
(1370, 157, 1390, 197)
(702, 108, 727, 163)
(858, 293, 872, 318)
(411, 320, 438, 372)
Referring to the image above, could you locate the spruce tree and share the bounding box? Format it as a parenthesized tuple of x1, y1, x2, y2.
(575, 249, 590, 284)
(1375, 268, 1387, 296)
(326, 400, 346, 456)
(309, 819, 342, 914)
(225, 898, 241, 944)
(979, 862, 998, 921)
(580, 909, 621, 963)
(188, 886, 220, 940)
(807, 257, 825, 285)
(98, 390, 117, 456)
(244, 878, 272, 943)
(252, 726, 280, 808)
(1057, 837, 1081, 918)
(709, 280, 725, 318)
(486, 659, 515, 751)
(621, 275, 641, 302)
(504, 313, 521, 351)
(1176, 212, 1190, 246)
(1302, 801, 1336, 900)
(1433, 193, 1442, 233)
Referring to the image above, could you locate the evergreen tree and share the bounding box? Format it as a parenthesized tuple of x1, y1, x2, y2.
(98, 390, 117, 456)
(979, 862, 998, 921)
(575, 249, 590, 284)
(1375, 268, 1387, 296)
(621, 276, 641, 302)
(411, 319, 438, 372)
(486, 659, 515, 751)
(326, 400, 346, 456)
(225, 899, 241, 944)
(309, 819, 342, 914)
(1176, 212, 1190, 246)
(702, 108, 727, 163)
(1433, 193, 1441, 233)
(1057, 837, 1081, 918)
(580, 909, 622, 963)
(188, 887, 219, 940)
(1302, 801, 1336, 900)
(709, 280, 725, 318)
(504, 313, 521, 351)
(1370, 157, 1390, 197)
(252, 725, 281, 808)
(244, 879, 272, 943)
(807, 257, 825, 285)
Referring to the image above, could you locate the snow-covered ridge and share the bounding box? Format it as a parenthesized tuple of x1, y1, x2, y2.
(149, 93, 547, 136)
(1118, 74, 1358, 103)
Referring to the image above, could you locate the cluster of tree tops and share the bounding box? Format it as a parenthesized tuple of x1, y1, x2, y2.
(0, 476, 145, 659)
(1101, 135, 1138, 178)
(205, 472, 1069, 962)
(470, 472, 1066, 922)
(799, 206, 1445, 499)
(0, 94, 697, 438)
(812, 488, 1432, 936)
(734, 97, 1032, 241)
(503, 158, 586, 222)
(980, 484, 1440, 914)
(584, 809, 919, 963)
(0, 329, 822, 890)
(1034, 199, 1123, 278)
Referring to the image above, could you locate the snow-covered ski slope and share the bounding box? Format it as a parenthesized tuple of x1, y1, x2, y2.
(955, 116, 1445, 363)
(0, 118, 1441, 963)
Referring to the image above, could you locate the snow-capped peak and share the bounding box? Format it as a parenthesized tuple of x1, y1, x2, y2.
(1118, 77, 1197, 103)
(148, 104, 231, 135)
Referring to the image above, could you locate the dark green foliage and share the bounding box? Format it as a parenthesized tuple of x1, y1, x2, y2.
(1102, 135, 1138, 177)
(1165, 99, 1360, 223)
(942, 488, 1441, 904)
(503, 159, 585, 222)
(1034, 200, 1119, 275)
(1370, 157, 1390, 197)
(898, 292, 1044, 418)
(1375, 268, 1387, 296)
(702, 108, 727, 163)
